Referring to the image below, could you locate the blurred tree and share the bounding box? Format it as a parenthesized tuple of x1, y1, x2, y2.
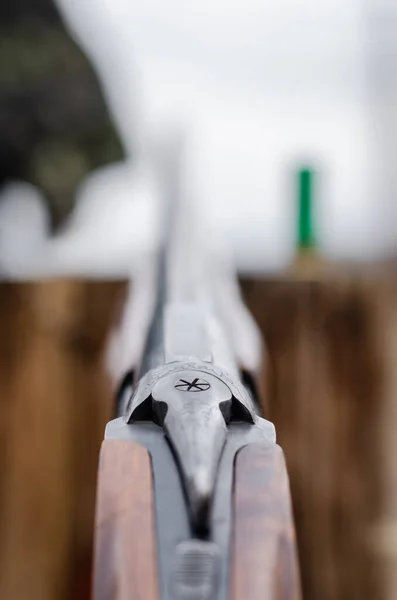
(0, 0, 124, 230)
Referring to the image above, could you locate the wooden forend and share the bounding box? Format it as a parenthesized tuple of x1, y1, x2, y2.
(93, 440, 159, 600)
(231, 443, 301, 600)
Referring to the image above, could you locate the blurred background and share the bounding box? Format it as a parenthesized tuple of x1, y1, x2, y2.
(0, 0, 397, 599)
(1, 0, 397, 276)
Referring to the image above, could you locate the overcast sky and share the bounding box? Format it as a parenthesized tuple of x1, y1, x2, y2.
(1, 0, 396, 277)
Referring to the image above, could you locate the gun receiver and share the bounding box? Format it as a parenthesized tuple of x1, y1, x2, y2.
(93, 143, 301, 599)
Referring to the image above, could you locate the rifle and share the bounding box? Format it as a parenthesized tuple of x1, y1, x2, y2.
(92, 138, 302, 600)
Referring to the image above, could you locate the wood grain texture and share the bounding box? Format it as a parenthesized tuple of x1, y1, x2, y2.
(93, 440, 159, 600)
(241, 277, 384, 600)
(0, 275, 395, 600)
(0, 280, 124, 600)
(231, 443, 301, 600)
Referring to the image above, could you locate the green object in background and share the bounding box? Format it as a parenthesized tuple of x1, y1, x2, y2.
(298, 168, 315, 249)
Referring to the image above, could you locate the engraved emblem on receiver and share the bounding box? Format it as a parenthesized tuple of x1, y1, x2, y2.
(174, 378, 211, 392)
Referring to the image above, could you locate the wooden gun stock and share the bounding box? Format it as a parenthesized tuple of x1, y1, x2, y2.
(93, 440, 159, 600)
(232, 444, 301, 600)
(93, 440, 301, 600)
